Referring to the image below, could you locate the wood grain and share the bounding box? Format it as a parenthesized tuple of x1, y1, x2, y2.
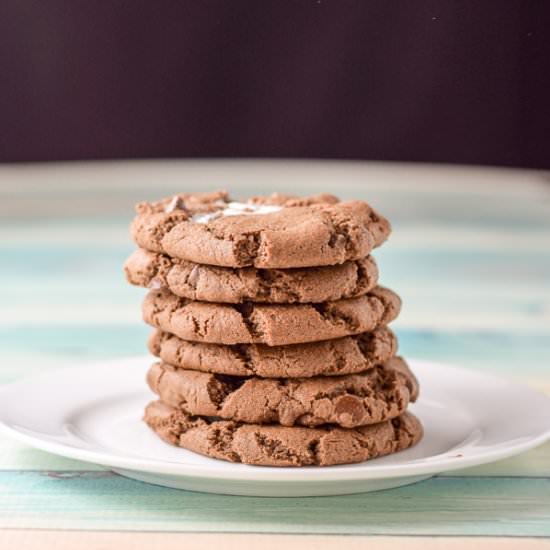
(1, 532, 550, 550)
(0, 161, 549, 539)
(0, 473, 549, 536)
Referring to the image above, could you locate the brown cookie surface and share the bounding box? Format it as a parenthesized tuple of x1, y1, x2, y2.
(146, 357, 418, 428)
(131, 191, 391, 268)
(124, 248, 378, 304)
(142, 286, 401, 346)
(144, 400, 423, 467)
(149, 326, 397, 378)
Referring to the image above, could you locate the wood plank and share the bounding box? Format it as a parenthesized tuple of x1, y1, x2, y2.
(0, 473, 549, 536)
(1, 163, 549, 540)
(1, 531, 550, 550)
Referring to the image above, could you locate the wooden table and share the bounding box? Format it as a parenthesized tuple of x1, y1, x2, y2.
(1, 160, 549, 549)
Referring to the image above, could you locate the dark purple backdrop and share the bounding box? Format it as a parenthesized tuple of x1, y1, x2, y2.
(1, 1, 549, 167)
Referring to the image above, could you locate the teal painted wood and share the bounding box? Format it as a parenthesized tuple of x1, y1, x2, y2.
(0, 472, 549, 536)
(1, 164, 549, 536)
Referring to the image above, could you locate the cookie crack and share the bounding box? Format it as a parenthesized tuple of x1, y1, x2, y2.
(234, 231, 262, 266)
(311, 303, 359, 331)
(322, 211, 360, 255)
(391, 415, 416, 445)
(208, 374, 247, 407)
(351, 257, 376, 296)
(229, 344, 258, 375)
(368, 288, 400, 325)
(208, 423, 242, 463)
(147, 291, 185, 326)
(183, 264, 200, 290)
(190, 314, 201, 336)
(307, 439, 321, 463)
(150, 214, 187, 245)
(253, 432, 306, 465)
(233, 302, 265, 338)
(327, 222, 351, 251)
(254, 269, 301, 302)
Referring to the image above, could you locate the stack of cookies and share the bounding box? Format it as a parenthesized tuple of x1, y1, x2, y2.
(125, 190, 423, 467)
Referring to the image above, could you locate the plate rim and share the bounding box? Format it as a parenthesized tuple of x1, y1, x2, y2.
(1, 356, 549, 483)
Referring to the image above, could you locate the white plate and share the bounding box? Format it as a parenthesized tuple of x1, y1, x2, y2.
(1, 357, 549, 497)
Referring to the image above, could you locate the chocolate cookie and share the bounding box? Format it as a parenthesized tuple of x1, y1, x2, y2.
(131, 191, 391, 268)
(142, 286, 401, 345)
(124, 248, 379, 304)
(146, 357, 418, 428)
(144, 400, 423, 467)
(148, 326, 397, 378)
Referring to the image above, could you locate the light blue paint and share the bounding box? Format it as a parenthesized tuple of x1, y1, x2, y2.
(0, 472, 549, 535)
(0, 325, 149, 357)
(1, 173, 549, 537)
(376, 247, 550, 280)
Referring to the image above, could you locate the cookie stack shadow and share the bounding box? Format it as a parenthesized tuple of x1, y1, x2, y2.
(125, 191, 423, 467)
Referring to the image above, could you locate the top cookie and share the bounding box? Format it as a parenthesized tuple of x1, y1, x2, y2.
(131, 190, 391, 268)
